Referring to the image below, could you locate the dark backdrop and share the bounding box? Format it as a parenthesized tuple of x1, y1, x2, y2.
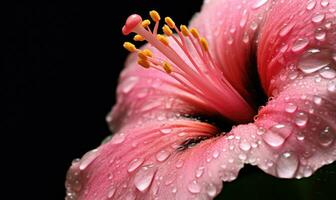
(3, 1, 336, 200)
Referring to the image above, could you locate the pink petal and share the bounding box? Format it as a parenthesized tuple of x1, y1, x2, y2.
(66, 119, 254, 199)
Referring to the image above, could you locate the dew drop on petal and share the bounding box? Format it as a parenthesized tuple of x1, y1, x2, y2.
(188, 180, 201, 194)
(296, 132, 305, 141)
(250, 21, 258, 31)
(292, 38, 309, 52)
(327, 81, 336, 93)
(240, 9, 248, 28)
(212, 150, 220, 159)
(295, 112, 309, 127)
(306, 0, 316, 10)
(312, 13, 325, 23)
(285, 102, 298, 113)
(279, 23, 295, 37)
(107, 187, 116, 199)
(243, 32, 249, 43)
(156, 150, 170, 162)
(315, 29, 326, 41)
(207, 183, 217, 197)
(122, 76, 139, 94)
(313, 95, 322, 105)
(160, 128, 172, 134)
(276, 152, 299, 178)
(252, 0, 268, 9)
(128, 158, 145, 173)
(134, 166, 156, 192)
(319, 67, 336, 79)
(195, 166, 205, 178)
(239, 141, 251, 151)
(319, 127, 334, 147)
(175, 159, 184, 168)
(79, 149, 99, 170)
(263, 124, 292, 147)
(111, 133, 126, 144)
(297, 49, 331, 73)
(321, 0, 329, 7)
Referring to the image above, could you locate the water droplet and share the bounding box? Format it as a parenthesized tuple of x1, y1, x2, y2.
(250, 21, 258, 30)
(295, 112, 309, 127)
(128, 158, 145, 173)
(195, 166, 205, 178)
(137, 88, 149, 98)
(175, 159, 184, 168)
(285, 102, 298, 113)
(312, 13, 325, 23)
(303, 166, 313, 177)
(134, 165, 156, 192)
(107, 187, 116, 198)
(315, 28, 326, 41)
(156, 150, 170, 162)
(319, 127, 334, 147)
(212, 150, 220, 158)
(240, 9, 248, 28)
(239, 153, 247, 160)
(257, 127, 265, 135)
(207, 183, 217, 197)
(319, 67, 336, 79)
(263, 124, 292, 147)
(252, 0, 268, 9)
(313, 95, 322, 105)
(239, 141, 251, 151)
(276, 152, 299, 178)
(188, 181, 201, 194)
(111, 133, 126, 144)
(306, 0, 316, 10)
(297, 49, 331, 73)
(227, 35, 234, 45)
(172, 187, 177, 194)
(292, 38, 309, 52)
(243, 32, 249, 43)
(79, 149, 99, 170)
(296, 132, 305, 141)
(325, 22, 332, 29)
(279, 23, 295, 37)
(122, 77, 139, 94)
(321, 0, 329, 7)
(160, 128, 172, 134)
(327, 81, 336, 93)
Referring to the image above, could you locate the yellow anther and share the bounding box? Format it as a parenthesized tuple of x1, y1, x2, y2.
(137, 58, 150, 69)
(163, 62, 173, 74)
(138, 51, 148, 60)
(180, 25, 190, 37)
(200, 37, 209, 51)
(190, 28, 200, 38)
(162, 25, 173, 36)
(123, 42, 137, 52)
(157, 34, 169, 46)
(149, 10, 161, 22)
(165, 17, 175, 28)
(133, 34, 145, 41)
(142, 19, 151, 28)
(143, 49, 153, 57)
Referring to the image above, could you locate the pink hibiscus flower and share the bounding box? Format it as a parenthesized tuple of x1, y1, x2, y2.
(65, 0, 336, 199)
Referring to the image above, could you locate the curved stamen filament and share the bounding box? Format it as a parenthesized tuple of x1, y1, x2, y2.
(121, 11, 254, 122)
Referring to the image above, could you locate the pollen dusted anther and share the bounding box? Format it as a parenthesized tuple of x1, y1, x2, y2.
(122, 10, 254, 122)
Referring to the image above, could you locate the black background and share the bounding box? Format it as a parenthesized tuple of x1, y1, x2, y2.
(3, 1, 336, 200)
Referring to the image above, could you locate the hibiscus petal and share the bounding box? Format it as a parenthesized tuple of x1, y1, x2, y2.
(66, 118, 256, 200)
(190, 0, 336, 178)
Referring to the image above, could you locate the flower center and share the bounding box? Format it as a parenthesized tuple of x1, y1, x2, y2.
(122, 11, 255, 122)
